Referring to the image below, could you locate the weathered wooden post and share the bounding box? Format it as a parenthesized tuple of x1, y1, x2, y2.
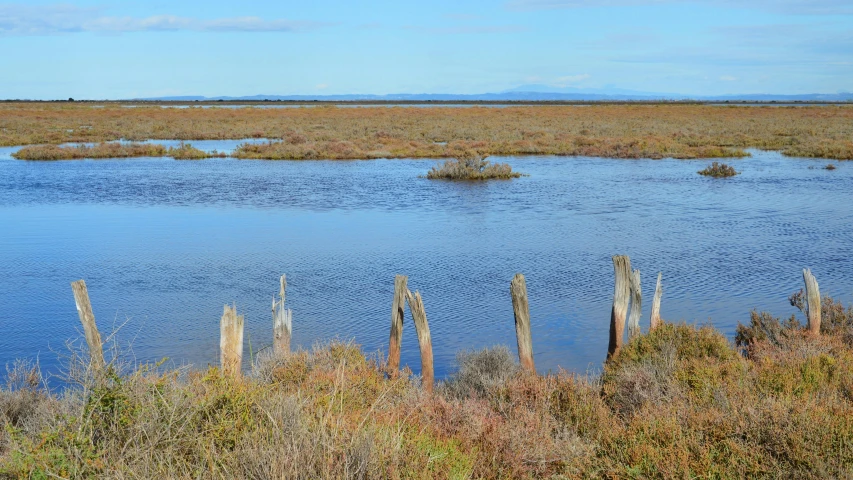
(70, 280, 105, 372)
(803, 269, 821, 335)
(387, 275, 408, 376)
(627, 269, 642, 340)
(608, 255, 632, 359)
(405, 289, 434, 392)
(272, 275, 292, 355)
(220, 304, 244, 377)
(510, 273, 535, 373)
(649, 272, 663, 331)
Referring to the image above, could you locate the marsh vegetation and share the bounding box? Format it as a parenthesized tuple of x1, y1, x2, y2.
(2, 103, 852, 160)
(698, 161, 739, 177)
(426, 153, 523, 180)
(167, 143, 224, 160)
(12, 143, 167, 160)
(2, 294, 852, 478)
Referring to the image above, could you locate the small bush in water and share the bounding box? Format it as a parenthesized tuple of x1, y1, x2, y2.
(426, 152, 523, 180)
(167, 143, 223, 160)
(698, 161, 738, 178)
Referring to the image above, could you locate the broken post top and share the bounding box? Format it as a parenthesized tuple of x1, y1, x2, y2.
(71, 279, 105, 371)
(387, 274, 409, 375)
(608, 255, 632, 360)
(510, 273, 535, 373)
(612, 256, 632, 298)
(802, 268, 821, 335)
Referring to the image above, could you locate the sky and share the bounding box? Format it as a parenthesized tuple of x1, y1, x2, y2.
(1, 0, 851, 99)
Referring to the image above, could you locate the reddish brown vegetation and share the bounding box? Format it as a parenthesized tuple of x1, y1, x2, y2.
(2, 103, 852, 160)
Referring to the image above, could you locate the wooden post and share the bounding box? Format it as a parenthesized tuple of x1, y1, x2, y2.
(649, 272, 663, 331)
(510, 273, 535, 373)
(70, 280, 105, 372)
(627, 269, 642, 340)
(608, 255, 632, 359)
(803, 269, 821, 335)
(220, 304, 244, 377)
(272, 275, 292, 355)
(405, 289, 434, 392)
(387, 275, 408, 376)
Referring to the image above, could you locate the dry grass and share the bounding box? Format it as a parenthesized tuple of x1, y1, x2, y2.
(167, 143, 225, 160)
(12, 143, 166, 160)
(426, 153, 523, 180)
(698, 161, 739, 177)
(1, 103, 852, 160)
(12, 142, 226, 161)
(3, 296, 853, 478)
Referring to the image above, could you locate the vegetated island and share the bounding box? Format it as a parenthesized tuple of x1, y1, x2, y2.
(426, 153, 524, 180)
(1, 293, 852, 477)
(12, 142, 224, 161)
(2, 103, 852, 160)
(698, 161, 739, 177)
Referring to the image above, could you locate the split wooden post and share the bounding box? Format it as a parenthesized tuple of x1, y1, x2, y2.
(405, 289, 434, 392)
(272, 275, 293, 355)
(627, 269, 642, 340)
(608, 255, 632, 359)
(387, 275, 408, 376)
(70, 280, 105, 372)
(510, 273, 535, 373)
(220, 304, 244, 377)
(649, 272, 663, 331)
(803, 269, 821, 335)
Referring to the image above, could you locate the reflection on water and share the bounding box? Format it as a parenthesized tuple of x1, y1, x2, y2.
(0, 151, 850, 380)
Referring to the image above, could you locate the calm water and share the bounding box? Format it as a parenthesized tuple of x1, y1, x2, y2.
(1, 150, 850, 380)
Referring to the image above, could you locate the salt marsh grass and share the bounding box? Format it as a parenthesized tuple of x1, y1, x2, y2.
(2, 103, 852, 160)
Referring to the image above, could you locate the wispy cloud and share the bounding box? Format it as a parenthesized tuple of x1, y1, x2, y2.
(505, 0, 853, 14)
(405, 25, 527, 34)
(720, 75, 737, 81)
(0, 4, 331, 35)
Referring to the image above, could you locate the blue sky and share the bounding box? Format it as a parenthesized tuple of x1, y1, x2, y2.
(1, 0, 851, 99)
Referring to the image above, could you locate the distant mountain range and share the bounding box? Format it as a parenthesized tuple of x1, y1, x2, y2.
(140, 86, 853, 102)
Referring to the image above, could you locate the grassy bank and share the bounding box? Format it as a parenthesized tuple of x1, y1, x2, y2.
(12, 142, 221, 161)
(11, 143, 167, 160)
(2, 298, 852, 478)
(1, 103, 851, 160)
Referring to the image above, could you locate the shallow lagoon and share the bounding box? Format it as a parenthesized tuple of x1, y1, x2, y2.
(0, 150, 850, 379)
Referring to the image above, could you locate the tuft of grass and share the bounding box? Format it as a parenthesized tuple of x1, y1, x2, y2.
(698, 161, 739, 177)
(825, 163, 837, 170)
(167, 142, 223, 160)
(426, 153, 523, 180)
(440, 345, 521, 399)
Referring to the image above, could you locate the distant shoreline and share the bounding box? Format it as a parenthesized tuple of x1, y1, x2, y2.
(2, 99, 852, 106)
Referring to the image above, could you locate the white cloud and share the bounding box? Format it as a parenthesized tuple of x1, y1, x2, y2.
(315, 83, 329, 90)
(720, 75, 738, 81)
(505, 0, 853, 14)
(405, 25, 527, 34)
(0, 4, 330, 36)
